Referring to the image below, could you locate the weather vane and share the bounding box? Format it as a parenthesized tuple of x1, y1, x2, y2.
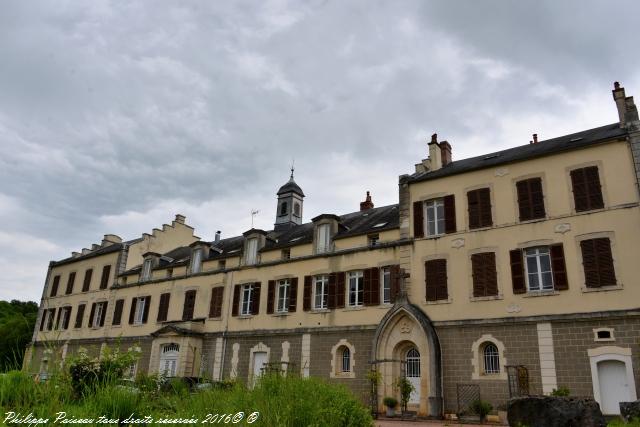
(251, 209, 259, 228)
(290, 158, 295, 179)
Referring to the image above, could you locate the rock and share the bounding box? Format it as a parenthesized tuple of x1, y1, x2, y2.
(507, 396, 606, 427)
(620, 400, 640, 422)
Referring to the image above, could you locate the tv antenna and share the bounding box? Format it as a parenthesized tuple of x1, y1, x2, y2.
(251, 209, 260, 228)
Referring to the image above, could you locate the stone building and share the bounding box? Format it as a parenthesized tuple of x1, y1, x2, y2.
(26, 83, 640, 417)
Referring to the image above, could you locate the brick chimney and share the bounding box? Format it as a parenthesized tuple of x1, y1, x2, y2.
(440, 140, 452, 166)
(360, 191, 374, 211)
(613, 82, 639, 128)
(174, 214, 186, 224)
(428, 133, 443, 171)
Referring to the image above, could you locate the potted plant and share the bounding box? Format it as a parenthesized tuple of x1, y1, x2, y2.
(470, 399, 493, 424)
(394, 377, 415, 414)
(383, 396, 398, 417)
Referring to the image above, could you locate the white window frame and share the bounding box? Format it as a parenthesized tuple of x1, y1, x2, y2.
(316, 223, 331, 254)
(524, 246, 554, 292)
(348, 271, 364, 307)
(134, 297, 146, 325)
(141, 259, 153, 282)
(424, 198, 445, 236)
(313, 275, 328, 309)
(483, 343, 500, 374)
(190, 248, 202, 274)
(381, 267, 391, 304)
(245, 238, 258, 265)
(241, 284, 253, 316)
(276, 279, 290, 313)
(341, 347, 351, 372)
(93, 302, 105, 328)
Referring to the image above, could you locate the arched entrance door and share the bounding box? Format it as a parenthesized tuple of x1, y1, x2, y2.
(159, 343, 179, 377)
(406, 348, 421, 404)
(598, 360, 630, 414)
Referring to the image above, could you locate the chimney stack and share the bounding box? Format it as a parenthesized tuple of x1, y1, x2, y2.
(360, 191, 374, 211)
(215, 230, 221, 243)
(612, 81, 638, 127)
(174, 214, 186, 224)
(533, 133, 538, 144)
(440, 141, 452, 166)
(428, 133, 443, 171)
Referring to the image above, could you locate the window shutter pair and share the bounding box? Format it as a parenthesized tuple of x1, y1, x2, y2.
(82, 269, 93, 292)
(389, 265, 402, 303)
(363, 267, 380, 306)
(471, 252, 498, 297)
(112, 299, 124, 325)
(516, 178, 545, 221)
(100, 265, 111, 289)
(580, 238, 616, 288)
(157, 293, 170, 322)
(413, 195, 456, 237)
(467, 188, 493, 229)
(509, 244, 568, 293)
(425, 259, 448, 301)
(570, 166, 604, 212)
(250, 282, 261, 315)
(182, 290, 197, 321)
(303, 276, 313, 311)
(66, 272, 76, 294)
(327, 272, 346, 309)
(209, 288, 224, 318)
(74, 304, 86, 329)
(50, 275, 60, 297)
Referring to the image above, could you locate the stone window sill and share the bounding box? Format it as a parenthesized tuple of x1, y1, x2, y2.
(581, 284, 623, 293)
(310, 309, 330, 314)
(423, 298, 452, 305)
(272, 312, 290, 317)
(378, 303, 393, 308)
(342, 306, 365, 311)
(522, 290, 559, 298)
(207, 317, 222, 322)
(470, 295, 503, 302)
(238, 315, 254, 319)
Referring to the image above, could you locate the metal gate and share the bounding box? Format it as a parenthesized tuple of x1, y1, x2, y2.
(506, 365, 530, 397)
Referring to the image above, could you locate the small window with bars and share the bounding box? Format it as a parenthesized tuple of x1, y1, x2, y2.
(341, 347, 351, 372)
(483, 343, 500, 374)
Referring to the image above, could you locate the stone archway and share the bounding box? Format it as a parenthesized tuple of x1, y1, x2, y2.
(373, 303, 442, 417)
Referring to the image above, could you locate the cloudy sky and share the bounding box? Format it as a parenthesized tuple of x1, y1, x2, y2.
(1, 1, 639, 302)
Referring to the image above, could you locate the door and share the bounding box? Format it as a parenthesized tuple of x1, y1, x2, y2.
(406, 348, 421, 405)
(159, 343, 179, 377)
(252, 351, 268, 386)
(598, 360, 630, 414)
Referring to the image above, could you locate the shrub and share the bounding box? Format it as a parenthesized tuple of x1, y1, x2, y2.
(551, 386, 570, 396)
(394, 377, 414, 410)
(383, 396, 398, 408)
(471, 399, 493, 422)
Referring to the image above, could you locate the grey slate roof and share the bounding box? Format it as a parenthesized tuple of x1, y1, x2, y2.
(51, 237, 143, 267)
(277, 178, 305, 196)
(407, 122, 626, 184)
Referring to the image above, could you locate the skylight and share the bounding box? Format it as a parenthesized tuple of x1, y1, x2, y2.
(289, 236, 303, 242)
(228, 249, 240, 254)
(373, 222, 388, 228)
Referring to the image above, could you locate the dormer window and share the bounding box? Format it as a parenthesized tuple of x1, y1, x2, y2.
(190, 248, 202, 274)
(141, 259, 153, 282)
(245, 238, 258, 265)
(317, 223, 331, 254)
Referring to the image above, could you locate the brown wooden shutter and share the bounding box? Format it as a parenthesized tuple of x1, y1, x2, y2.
(510, 249, 526, 294)
(62, 307, 71, 330)
(157, 293, 170, 322)
(471, 252, 498, 297)
(289, 277, 298, 313)
(335, 272, 346, 308)
(251, 282, 261, 314)
(74, 304, 85, 329)
(50, 275, 60, 297)
(517, 178, 545, 221)
(182, 290, 196, 320)
(88, 304, 96, 327)
(581, 238, 616, 288)
(99, 302, 108, 327)
(478, 188, 493, 227)
(584, 166, 604, 210)
(425, 259, 447, 301)
(413, 201, 424, 238)
(112, 299, 124, 325)
(267, 280, 276, 314)
(390, 265, 401, 303)
(209, 287, 223, 318)
(100, 265, 111, 289)
(66, 272, 76, 294)
(47, 308, 56, 330)
(232, 285, 240, 316)
(444, 195, 456, 233)
(467, 189, 480, 229)
(327, 273, 337, 309)
(303, 276, 312, 311)
(39, 310, 46, 331)
(55, 307, 62, 329)
(142, 296, 150, 323)
(363, 268, 372, 306)
(82, 269, 93, 292)
(371, 267, 380, 305)
(128, 298, 137, 324)
(550, 244, 568, 290)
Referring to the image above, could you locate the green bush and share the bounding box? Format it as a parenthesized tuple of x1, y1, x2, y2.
(551, 386, 570, 396)
(608, 418, 640, 427)
(383, 396, 398, 408)
(471, 399, 493, 422)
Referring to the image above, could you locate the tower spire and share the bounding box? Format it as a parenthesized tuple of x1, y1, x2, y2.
(290, 160, 295, 180)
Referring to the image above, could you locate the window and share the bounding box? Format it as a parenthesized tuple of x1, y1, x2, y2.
(50, 275, 60, 297)
(314, 275, 328, 309)
(245, 238, 258, 265)
(516, 177, 545, 221)
(209, 287, 224, 318)
(381, 267, 391, 304)
(276, 279, 290, 313)
(524, 247, 553, 291)
(166, 268, 173, 279)
(580, 238, 617, 288)
(157, 293, 171, 322)
(406, 348, 420, 377)
(280, 201, 288, 216)
(82, 269, 93, 292)
(348, 271, 364, 307)
(46, 308, 56, 331)
(570, 166, 604, 212)
(368, 234, 379, 246)
(65, 272, 76, 295)
(425, 198, 445, 236)
(341, 347, 351, 372)
(141, 259, 152, 282)
(182, 290, 197, 320)
(425, 259, 448, 301)
(293, 202, 301, 217)
(241, 284, 254, 315)
(316, 223, 331, 253)
(112, 299, 124, 326)
(218, 260, 226, 270)
(134, 297, 146, 324)
(90, 301, 108, 328)
(483, 343, 500, 374)
(57, 306, 71, 330)
(282, 249, 291, 260)
(467, 188, 493, 229)
(99, 265, 111, 289)
(471, 252, 498, 297)
(74, 304, 85, 329)
(190, 249, 202, 274)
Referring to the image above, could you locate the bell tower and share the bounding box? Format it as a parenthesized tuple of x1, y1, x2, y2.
(274, 167, 304, 231)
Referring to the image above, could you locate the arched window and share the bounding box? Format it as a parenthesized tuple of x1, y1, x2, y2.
(342, 347, 351, 372)
(406, 348, 420, 377)
(280, 202, 288, 216)
(483, 343, 500, 374)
